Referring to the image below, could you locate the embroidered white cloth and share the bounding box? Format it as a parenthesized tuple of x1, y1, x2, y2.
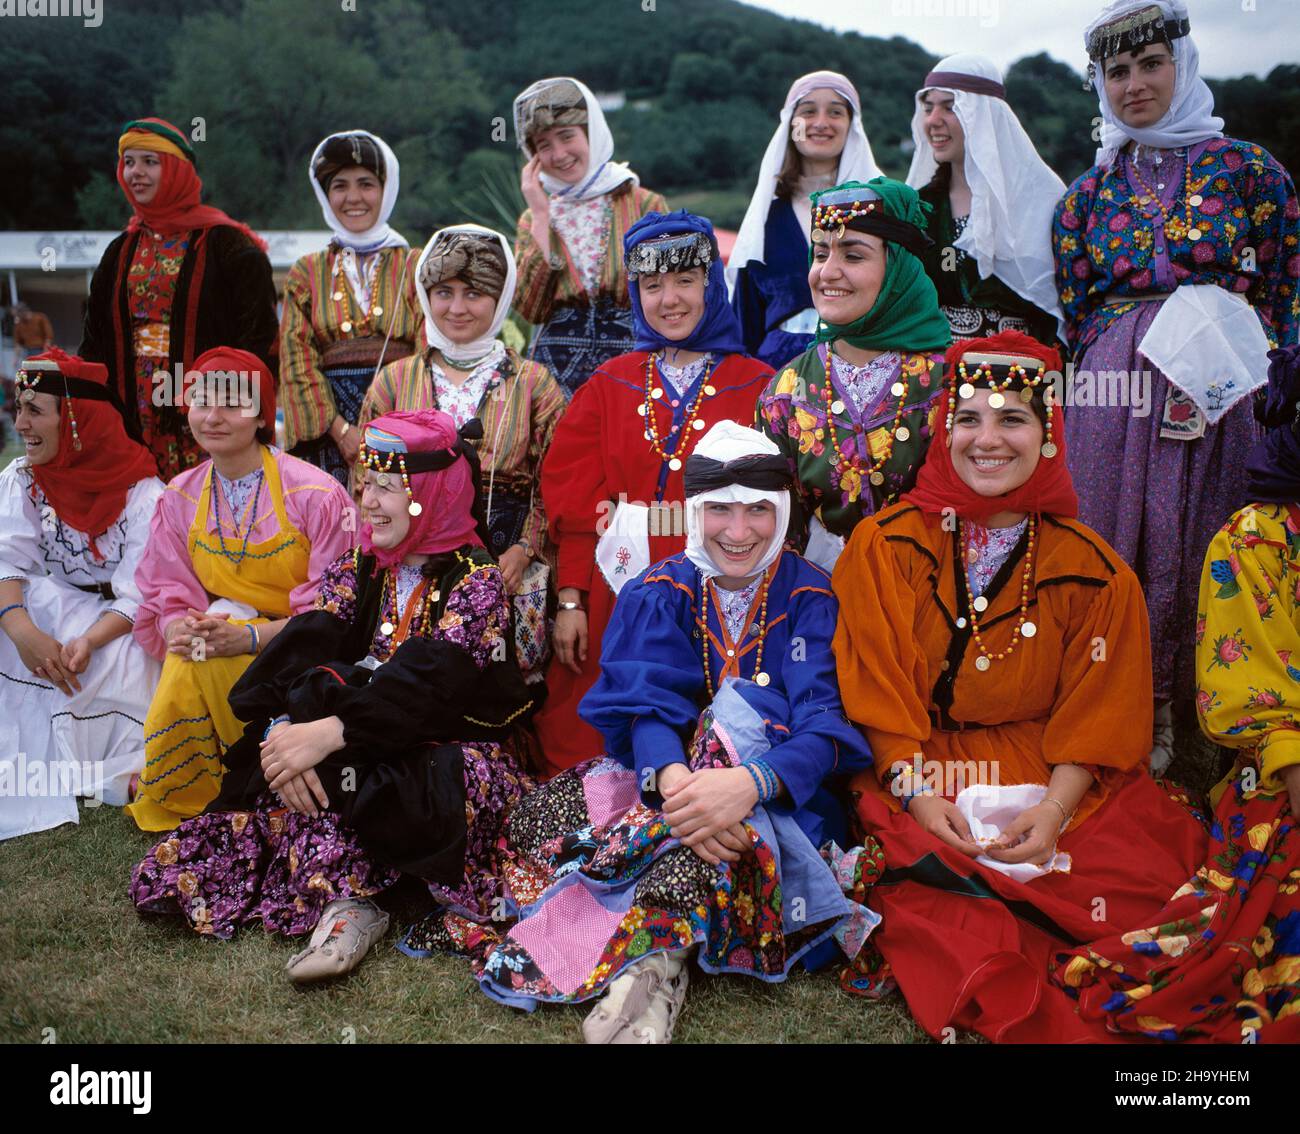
(657, 354, 712, 400)
(1138, 284, 1272, 423)
(551, 195, 611, 295)
(715, 577, 762, 642)
(954, 782, 1073, 884)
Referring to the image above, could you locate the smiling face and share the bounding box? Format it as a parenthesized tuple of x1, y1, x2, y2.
(531, 124, 590, 184)
(1104, 42, 1176, 129)
(700, 499, 778, 582)
(637, 267, 706, 342)
(14, 389, 62, 466)
(949, 387, 1043, 498)
(360, 469, 413, 549)
(791, 88, 851, 167)
(120, 148, 163, 206)
(327, 166, 384, 233)
(186, 381, 262, 459)
(810, 230, 887, 325)
(920, 90, 965, 164)
(427, 277, 498, 346)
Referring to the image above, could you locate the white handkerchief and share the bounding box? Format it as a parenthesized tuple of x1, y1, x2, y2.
(954, 782, 1072, 884)
(1138, 285, 1271, 423)
(595, 500, 651, 595)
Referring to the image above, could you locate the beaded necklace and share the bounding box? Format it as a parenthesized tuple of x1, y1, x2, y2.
(698, 568, 773, 697)
(378, 567, 439, 640)
(1124, 148, 1204, 243)
(957, 514, 1038, 671)
(821, 345, 910, 488)
(639, 352, 717, 472)
(212, 468, 265, 565)
(331, 247, 384, 335)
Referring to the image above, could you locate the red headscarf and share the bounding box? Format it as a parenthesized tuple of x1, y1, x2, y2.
(184, 346, 277, 436)
(19, 348, 159, 558)
(116, 117, 267, 250)
(904, 331, 1079, 522)
(359, 410, 484, 569)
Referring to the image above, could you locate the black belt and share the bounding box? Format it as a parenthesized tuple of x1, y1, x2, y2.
(928, 709, 988, 734)
(73, 580, 116, 601)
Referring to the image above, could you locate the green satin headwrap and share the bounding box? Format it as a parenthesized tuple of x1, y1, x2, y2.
(810, 177, 952, 355)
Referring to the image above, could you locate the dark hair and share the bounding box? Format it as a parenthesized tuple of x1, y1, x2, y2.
(775, 98, 854, 201)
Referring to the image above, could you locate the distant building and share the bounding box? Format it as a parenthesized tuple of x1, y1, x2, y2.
(0, 230, 332, 367)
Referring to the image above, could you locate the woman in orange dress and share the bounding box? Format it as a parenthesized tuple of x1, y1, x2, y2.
(831, 330, 1205, 1042)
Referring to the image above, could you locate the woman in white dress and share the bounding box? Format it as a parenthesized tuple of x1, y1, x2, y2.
(0, 349, 163, 839)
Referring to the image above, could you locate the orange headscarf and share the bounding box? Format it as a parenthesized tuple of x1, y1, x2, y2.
(116, 117, 267, 250)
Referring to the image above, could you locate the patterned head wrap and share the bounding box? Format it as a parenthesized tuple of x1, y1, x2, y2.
(417, 230, 509, 300)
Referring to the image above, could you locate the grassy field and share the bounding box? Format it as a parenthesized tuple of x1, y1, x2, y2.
(0, 803, 937, 1045)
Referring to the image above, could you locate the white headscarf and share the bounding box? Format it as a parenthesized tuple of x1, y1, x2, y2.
(685, 421, 791, 582)
(726, 70, 882, 295)
(308, 130, 408, 254)
(414, 224, 518, 365)
(906, 53, 1067, 340)
(1085, 0, 1223, 169)
(513, 77, 639, 202)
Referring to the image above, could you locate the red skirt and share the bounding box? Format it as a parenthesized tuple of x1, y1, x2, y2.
(852, 772, 1208, 1042)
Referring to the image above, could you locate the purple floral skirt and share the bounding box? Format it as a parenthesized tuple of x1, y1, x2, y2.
(129, 742, 530, 939)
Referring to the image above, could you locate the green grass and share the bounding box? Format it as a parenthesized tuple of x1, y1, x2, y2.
(0, 804, 935, 1044)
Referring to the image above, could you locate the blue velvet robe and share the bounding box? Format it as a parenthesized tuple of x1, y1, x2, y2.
(579, 547, 871, 848)
(730, 198, 818, 371)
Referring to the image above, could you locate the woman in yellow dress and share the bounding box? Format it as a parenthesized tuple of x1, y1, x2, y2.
(126, 347, 356, 831)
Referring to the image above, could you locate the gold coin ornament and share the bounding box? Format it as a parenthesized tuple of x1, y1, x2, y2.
(988, 392, 1005, 409)
(332, 290, 345, 301)
(972, 595, 989, 612)
(1188, 228, 1203, 241)
(1188, 194, 1203, 206)
(831, 400, 845, 415)
(704, 385, 716, 396)
(1019, 387, 1036, 403)
(895, 426, 910, 442)
(755, 671, 771, 687)
(1021, 621, 1038, 638)
(975, 655, 991, 672)
(637, 404, 647, 416)
(651, 388, 664, 399)
(1041, 441, 1059, 459)
(869, 471, 885, 486)
(692, 419, 705, 430)
(380, 621, 395, 636)
(373, 305, 383, 317)
(408, 501, 423, 516)
(891, 382, 905, 397)
(958, 382, 976, 400)
(955, 617, 968, 629)
(669, 457, 682, 471)
(341, 320, 353, 333)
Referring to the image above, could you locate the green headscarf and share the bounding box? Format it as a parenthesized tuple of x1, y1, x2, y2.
(810, 177, 952, 354)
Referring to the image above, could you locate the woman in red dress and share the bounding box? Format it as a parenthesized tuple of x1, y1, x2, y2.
(536, 211, 772, 774)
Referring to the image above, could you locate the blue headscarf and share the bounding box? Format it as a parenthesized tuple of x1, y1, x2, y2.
(624, 210, 746, 356)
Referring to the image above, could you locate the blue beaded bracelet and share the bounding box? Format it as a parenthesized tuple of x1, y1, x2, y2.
(0, 602, 25, 622)
(263, 714, 289, 741)
(743, 758, 780, 804)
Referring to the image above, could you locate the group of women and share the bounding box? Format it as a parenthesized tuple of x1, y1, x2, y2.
(2, 0, 1299, 1044)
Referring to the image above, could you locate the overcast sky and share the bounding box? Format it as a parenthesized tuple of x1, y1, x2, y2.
(745, 0, 1297, 79)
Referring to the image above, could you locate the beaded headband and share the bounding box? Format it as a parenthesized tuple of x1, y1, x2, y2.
(1086, 4, 1189, 80)
(946, 351, 1059, 460)
(626, 231, 714, 277)
(359, 420, 483, 516)
(811, 186, 884, 243)
(16, 359, 116, 453)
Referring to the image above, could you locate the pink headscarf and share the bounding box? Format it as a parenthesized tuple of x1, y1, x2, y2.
(359, 409, 483, 569)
